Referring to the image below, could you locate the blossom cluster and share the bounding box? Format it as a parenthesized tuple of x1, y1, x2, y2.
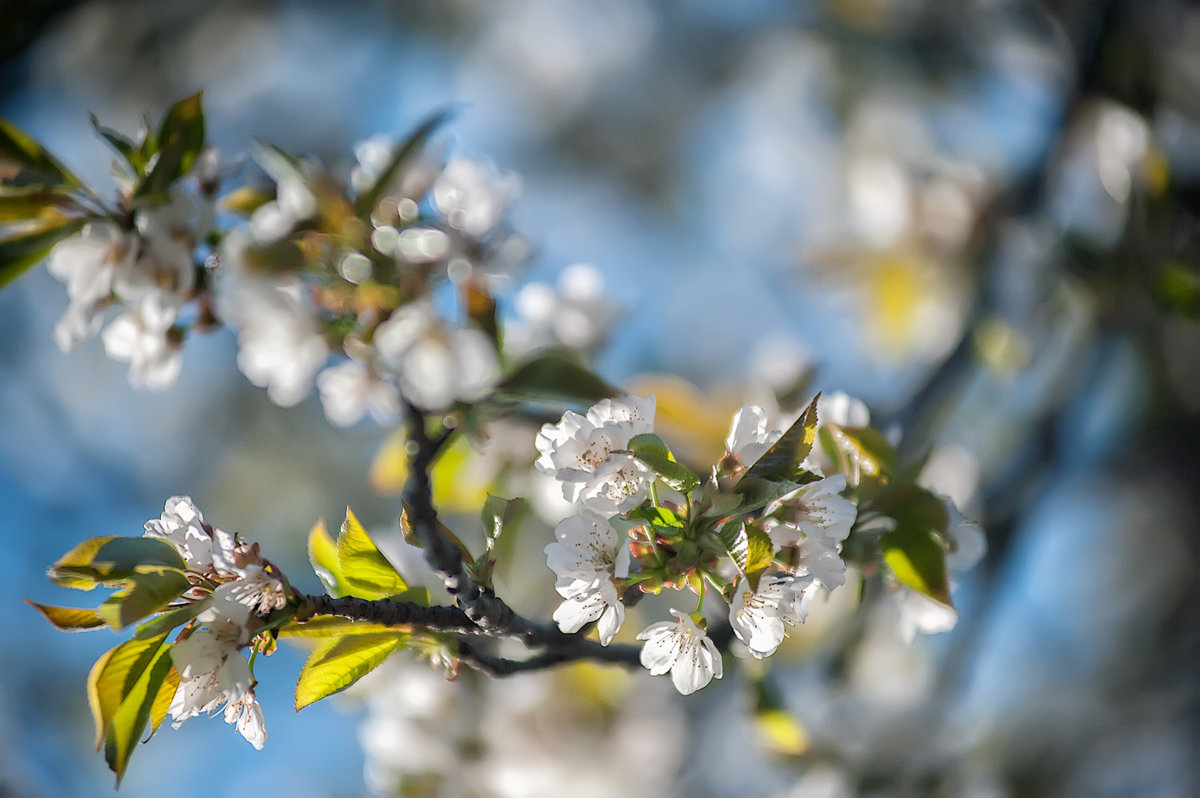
(142, 496, 289, 748)
(39, 103, 526, 422)
(535, 392, 983, 695)
(47, 172, 216, 388)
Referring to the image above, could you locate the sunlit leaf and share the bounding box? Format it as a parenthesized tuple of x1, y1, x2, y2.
(482, 494, 524, 549)
(97, 566, 191, 630)
(308, 519, 350, 598)
(742, 394, 819, 483)
(0, 216, 86, 289)
(24, 599, 104, 631)
(103, 642, 173, 785)
(279, 616, 401, 638)
(136, 92, 204, 200)
(628, 433, 701, 493)
(87, 633, 168, 750)
(147, 663, 180, 739)
(744, 526, 775, 590)
(0, 116, 82, 187)
(878, 488, 952, 606)
(732, 476, 801, 516)
(717, 520, 749, 572)
(294, 633, 406, 710)
(133, 602, 205, 641)
(0, 184, 81, 222)
(49, 536, 186, 590)
(337, 507, 408, 600)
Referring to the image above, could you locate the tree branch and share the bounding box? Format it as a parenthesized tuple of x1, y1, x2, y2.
(300, 594, 481, 635)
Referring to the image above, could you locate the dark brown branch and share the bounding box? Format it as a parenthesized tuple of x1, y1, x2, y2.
(455, 637, 641, 677)
(300, 594, 481, 635)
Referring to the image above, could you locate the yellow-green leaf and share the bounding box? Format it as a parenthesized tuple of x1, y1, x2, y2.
(0, 216, 86, 290)
(147, 664, 180, 739)
(308, 518, 350, 597)
(882, 524, 952, 606)
(24, 599, 104, 631)
(87, 633, 168, 749)
(743, 393, 820, 483)
(337, 508, 407, 600)
(97, 566, 191, 630)
(49, 536, 186, 590)
(279, 616, 400, 638)
(103, 643, 173, 785)
(0, 116, 82, 187)
(294, 633, 406, 710)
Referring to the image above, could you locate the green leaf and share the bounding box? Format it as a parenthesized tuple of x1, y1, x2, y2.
(219, 184, 275, 217)
(97, 566, 191, 630)
(824, 425, 896, 489)
(134, 602, 205, 640)
(89, 113, 145, 177)
(24, 599, 105, 631)
(627, 433, 701, 493)
(0, 116, 82, 187)
(481, 494, 524, 549)
(87, 633, 169, 750)
(49, 536, 186, 590)
(294, 633, 406, 710)
(627, 504, 686, 539)
(878, 487, 952, 605)
(716, 520, 749, 572)
(496, 351, 618, 406)
(147, 664, 180, 739)
(0, 184, 81, 222)
(103, 642, 173, 785)
(733, 476, 801, 516)
(743, 394, 820, 483)
(137, 91, 205, 199)
(358, 107, 455, 214)
(0, 216, 86, 289)
(279, 616, 401, 638)
(744, 526, 776, 589)
(337, 507, 409, 600)
(308, 519, 350, 598)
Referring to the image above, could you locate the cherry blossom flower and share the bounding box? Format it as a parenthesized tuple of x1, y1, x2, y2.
(373, 299, 499, 410)
(724, 405, 782, 469)
(143, 496, 215, 572)
(46, 221, 136, 351)
(637, 609, 723, 695)
(534, 394, 656, 517)
(101, 291, 183, 389)
(544, 513, 630, 644)
(507, 263, 620, 355)
(729, 573, 815, 658)
(765, 475, 857, 548)
(168, 629, 267, 749)
(432, 156, 519, 240)
(317, 360, 400, 427)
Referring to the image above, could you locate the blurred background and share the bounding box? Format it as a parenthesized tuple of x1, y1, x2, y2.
(2, 0, 1199, 795)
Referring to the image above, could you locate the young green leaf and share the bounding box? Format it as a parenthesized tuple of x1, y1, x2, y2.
(481, 494, 524, 549)
(49, 536, 186, 590)
(877, 486, 953, 606)
(279, 616, 401, 638)
(743, 526, 776, 591)
(627, 433, 702, 493)
(0, 185, 81, 223)
(732, 476, 801, 516)
(24, 599, 105, 631)
(742, 394, 820, 483)
(89, 113, 146, 177)
(820, 425, 896, 490)
(716, 520, 750, 572)
(133, 602, 206, 641)
(147, 663, 181, 739)
(103, 643, 173, 785)
(97, 566, 191, 630)
(0, 217, 86, 290)
(87, 633, 169, 750)
(294, 633, 407, 710)
(337, 507, 409, 600)
(308, 519, 350, 597)
(495, 350, 618, 406)
(0, 116, 83, 187)
(135, 91, 204, 200)
(357, 106, 456, 214)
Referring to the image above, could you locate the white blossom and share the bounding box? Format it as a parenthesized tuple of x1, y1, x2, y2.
(724, 405, 781, 468)
(168, 630, 267, 749)
(317, 360, 400, 427)
(374, 298, 499, 410)
(101, 291, 182, 389)
(432, 156, 519, 240)
(944, 499, 986, 572)
(545, 513, 630, 644)
(249, 175, 317, 243)
(47, 221, 136, 350)
(766, 475, 857, 547)
(144, 496, 214, 572)
(637, 609, 723, 695)
(534, 394, 656, 516)
(728, 573, 814, 658)
(892, 588, 958, 644)
(507, 263, 620, 354)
